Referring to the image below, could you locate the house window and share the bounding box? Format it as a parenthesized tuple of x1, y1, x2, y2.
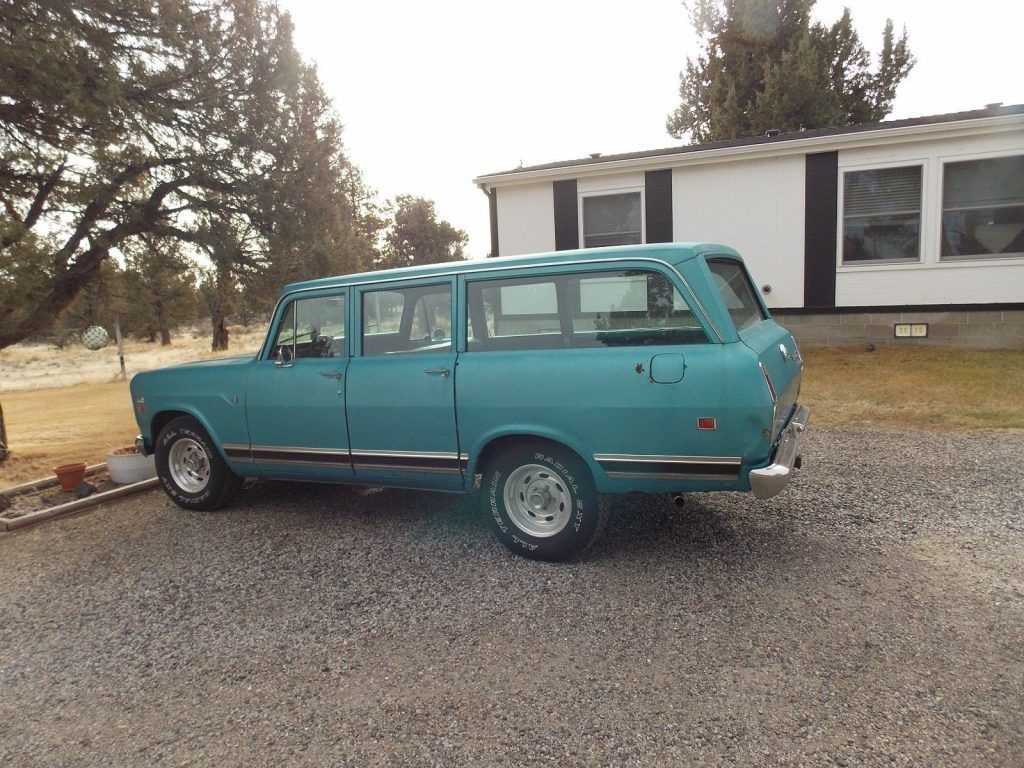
(842, 166, 922, 263)
(581, 192, 642, 248)
(941, 155, 1024, 259)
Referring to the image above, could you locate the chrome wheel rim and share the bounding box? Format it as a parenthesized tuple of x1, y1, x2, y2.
(503, 463, 573, 538)
(168, 438, 211, 494)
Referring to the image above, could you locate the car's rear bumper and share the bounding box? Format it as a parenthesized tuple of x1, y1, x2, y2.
(749, 404, 810, 500)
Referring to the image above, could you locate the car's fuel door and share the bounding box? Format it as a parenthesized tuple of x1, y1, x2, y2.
(649, 353, 686, 384)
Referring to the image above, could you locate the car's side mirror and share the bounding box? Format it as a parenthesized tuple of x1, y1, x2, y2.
(275, 344, 294, 367)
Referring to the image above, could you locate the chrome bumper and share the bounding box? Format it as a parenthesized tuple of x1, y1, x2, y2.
(749, 405, 810, 500)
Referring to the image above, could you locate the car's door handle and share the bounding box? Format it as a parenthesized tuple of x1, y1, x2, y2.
(319, 371, 343, 379)
(423, 368, 450, 378)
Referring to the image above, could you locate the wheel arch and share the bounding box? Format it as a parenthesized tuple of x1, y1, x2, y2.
(149, 409, 233, 464)
(470, 429, 597, 487)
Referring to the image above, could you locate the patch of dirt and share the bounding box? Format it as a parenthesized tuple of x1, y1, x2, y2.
(0, 328, 267, 487)
(0, 381, 138, 486)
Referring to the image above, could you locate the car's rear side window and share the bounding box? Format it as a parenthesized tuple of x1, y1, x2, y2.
(361, 283, 452, 356)
(706, 258, 766, 332)
(467, 269, 708, 351)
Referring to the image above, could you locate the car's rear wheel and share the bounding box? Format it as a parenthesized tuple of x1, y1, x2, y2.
(155, 416, 241, 511)
(482, 440, 607, 561)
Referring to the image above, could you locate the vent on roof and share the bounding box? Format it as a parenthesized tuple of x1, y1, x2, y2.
(985, 102, 1004, 110)
(764, 129, 781, 137)
(589, 152, 602, 159)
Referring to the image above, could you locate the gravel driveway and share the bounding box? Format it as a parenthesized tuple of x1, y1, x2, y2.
(1, 427, 1021, 767)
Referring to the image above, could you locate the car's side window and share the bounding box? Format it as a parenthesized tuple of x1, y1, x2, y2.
(271, 294, 346, 360)
(362, 289, 405, 336)
(361, 283, 452, 356)
(467, 269, 707, 351)
(569, 271, 706, 346)
(467, 277, 563, 352)
(706, 258, 765, 332)
(271, 301, 297, 359)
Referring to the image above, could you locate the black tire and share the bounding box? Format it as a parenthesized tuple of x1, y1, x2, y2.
(154, 416, 242, 511)
(481, 440, 607, 562)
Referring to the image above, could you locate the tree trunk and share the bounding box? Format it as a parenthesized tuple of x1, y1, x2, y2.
(211, 307, 229, 351)
(155, 299, 172, 345)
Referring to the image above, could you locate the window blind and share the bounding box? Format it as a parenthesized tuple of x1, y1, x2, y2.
(943, 155, 1024, 209)
(844, 167, 922, 216)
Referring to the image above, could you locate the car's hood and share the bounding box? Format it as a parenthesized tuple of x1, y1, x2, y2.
(168, 354, 256, 369)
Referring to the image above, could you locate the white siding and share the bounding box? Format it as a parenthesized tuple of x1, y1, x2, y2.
(672, 156, 806, 309)
(577, 173, 645, 194)
(836, 262, 1024, 305)
(836, 132, 1024, 306)
(496, 182, 555, 256)
(485, 116, 1024, 309)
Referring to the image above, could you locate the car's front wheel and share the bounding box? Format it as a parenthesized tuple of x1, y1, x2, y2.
(155, 416, 241, 511)
(482, 440, 607, 561)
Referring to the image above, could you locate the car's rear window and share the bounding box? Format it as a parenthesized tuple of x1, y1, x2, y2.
(706, 258, 766, 331)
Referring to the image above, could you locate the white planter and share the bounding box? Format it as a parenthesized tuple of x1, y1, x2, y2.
(106, 451, 156, 485)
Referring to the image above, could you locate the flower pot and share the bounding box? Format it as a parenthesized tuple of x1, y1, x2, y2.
(54, 462, 87, 492)
(106, 447, 156, 485)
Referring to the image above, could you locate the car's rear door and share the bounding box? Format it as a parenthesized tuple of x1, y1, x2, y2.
(344, 278, 463, 489)
(457, 264, 738, 491)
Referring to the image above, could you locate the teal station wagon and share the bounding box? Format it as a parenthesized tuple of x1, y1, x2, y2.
(131, 243, 809, 561)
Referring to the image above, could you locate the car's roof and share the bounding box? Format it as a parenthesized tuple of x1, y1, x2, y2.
(282, 242, 740, 294)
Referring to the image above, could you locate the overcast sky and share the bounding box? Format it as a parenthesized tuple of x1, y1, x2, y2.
(277, 0, 1024, 258)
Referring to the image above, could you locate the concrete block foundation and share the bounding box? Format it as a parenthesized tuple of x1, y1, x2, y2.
(773, 309, 1024, 349)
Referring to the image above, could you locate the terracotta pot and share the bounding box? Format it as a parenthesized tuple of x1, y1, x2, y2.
(54, 462, 87, 492)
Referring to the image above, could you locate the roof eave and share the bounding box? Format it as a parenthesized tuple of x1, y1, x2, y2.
(474, 113, 1024, 188)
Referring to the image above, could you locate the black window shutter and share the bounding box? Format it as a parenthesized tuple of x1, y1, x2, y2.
(645, 169, 673, 243)
(804, 152, 838, 307)
(553, 179, 579, 250)
(488, 188, 499, 258)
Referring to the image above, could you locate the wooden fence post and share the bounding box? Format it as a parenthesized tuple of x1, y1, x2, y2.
(115, 314, 127, 381)
(0, 401, 9, 462)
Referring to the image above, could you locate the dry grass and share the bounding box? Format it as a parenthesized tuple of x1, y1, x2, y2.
(0, 327, 267, 393)
(800, 347, 1024, 430)
(1, 336, 1021, 487)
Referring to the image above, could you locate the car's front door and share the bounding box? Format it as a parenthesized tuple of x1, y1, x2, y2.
(344, 279, 463, 489)
(244, 291, 354, 478)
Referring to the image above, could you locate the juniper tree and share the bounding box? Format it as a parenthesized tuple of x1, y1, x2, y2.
(0, 0, 368, 350)
(666, 0, 914, 142)
(377, 195, 468, 270)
